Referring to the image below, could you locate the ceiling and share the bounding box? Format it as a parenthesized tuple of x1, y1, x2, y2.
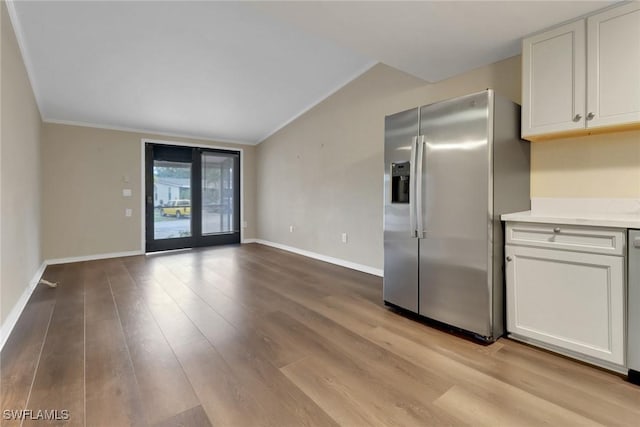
(8, 1, 615, 145)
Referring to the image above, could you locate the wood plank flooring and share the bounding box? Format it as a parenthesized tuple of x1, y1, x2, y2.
(1, 243, 639, 426)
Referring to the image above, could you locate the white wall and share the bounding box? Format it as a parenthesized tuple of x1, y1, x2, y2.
(256, 58, 522, 271)
(1, 2, 43, 330)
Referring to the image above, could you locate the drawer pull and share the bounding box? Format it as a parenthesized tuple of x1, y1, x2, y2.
(553, 227, 561, 233)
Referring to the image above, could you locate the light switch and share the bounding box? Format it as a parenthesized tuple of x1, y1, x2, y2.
(122, 189, 132, 197)
(125, 208, 132, 217)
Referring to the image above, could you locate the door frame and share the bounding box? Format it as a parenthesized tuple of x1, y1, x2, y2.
(140, 138, 245, 253)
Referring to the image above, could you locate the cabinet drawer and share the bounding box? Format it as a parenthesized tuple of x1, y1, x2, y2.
(505, 222, 625, 256)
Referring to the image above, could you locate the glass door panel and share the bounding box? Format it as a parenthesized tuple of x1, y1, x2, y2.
(154, 160, 192, 240)
(146, 144, 194, 252)
(202, 153, 236, 235)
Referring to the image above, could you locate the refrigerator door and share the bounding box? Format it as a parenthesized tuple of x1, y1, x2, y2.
(383, 108, 420, 312)
(418, 91, 493, 337)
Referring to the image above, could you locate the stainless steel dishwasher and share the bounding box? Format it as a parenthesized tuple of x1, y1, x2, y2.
(629, 229, 640, 385)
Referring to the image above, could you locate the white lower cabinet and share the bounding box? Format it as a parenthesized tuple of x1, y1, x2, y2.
(505, 222, 626, 368)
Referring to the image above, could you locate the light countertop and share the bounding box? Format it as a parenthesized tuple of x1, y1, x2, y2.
(501, 210, 640, 229)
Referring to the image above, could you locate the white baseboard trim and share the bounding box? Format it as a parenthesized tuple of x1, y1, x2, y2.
(0, 261, 47, 351)
(46, 250, 144, 265)
(242, 238, 258, 244)
(252, 239, 383, 277)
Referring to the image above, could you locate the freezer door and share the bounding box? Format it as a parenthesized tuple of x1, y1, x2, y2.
(418, 91, 493, 337)
(383, 108, 419, 312)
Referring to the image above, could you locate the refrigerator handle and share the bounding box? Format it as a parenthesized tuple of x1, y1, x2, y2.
(416, 135, 425, 238)
(409, 136, 418, 237)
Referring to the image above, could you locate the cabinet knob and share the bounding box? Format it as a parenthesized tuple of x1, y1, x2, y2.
(586, 112, 595, 121)
(573, 114, 582, 122)
(553, 227, 561, 233)
(506, 256, 513, 262)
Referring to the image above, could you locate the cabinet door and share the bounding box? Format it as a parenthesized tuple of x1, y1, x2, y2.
(506, 245, 624, 365)
(521, 20, 586, 138)
(587, 2, 640, 129)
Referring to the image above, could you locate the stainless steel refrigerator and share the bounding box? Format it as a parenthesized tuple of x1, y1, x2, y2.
(383, 90, 530, 342)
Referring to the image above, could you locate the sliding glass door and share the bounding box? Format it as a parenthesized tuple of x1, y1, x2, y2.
(145, 143, 240, 252)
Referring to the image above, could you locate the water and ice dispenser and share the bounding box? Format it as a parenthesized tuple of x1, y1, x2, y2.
(391, 162, 410, 204)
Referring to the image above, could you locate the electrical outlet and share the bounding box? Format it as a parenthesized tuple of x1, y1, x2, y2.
(289, 225, 294, 233)
(122, 188, 132, 197)
(242, 221, 248, 228)
(125, 208, 132, 217)
(341, 233, 348, 243)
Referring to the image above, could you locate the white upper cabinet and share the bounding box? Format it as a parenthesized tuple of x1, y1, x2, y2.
(522, 21, 586, 137)
(587, 2, 640, 129)
(522, 2, 640, 140)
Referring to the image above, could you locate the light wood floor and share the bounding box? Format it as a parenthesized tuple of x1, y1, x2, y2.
(2, 244, 639, 426)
